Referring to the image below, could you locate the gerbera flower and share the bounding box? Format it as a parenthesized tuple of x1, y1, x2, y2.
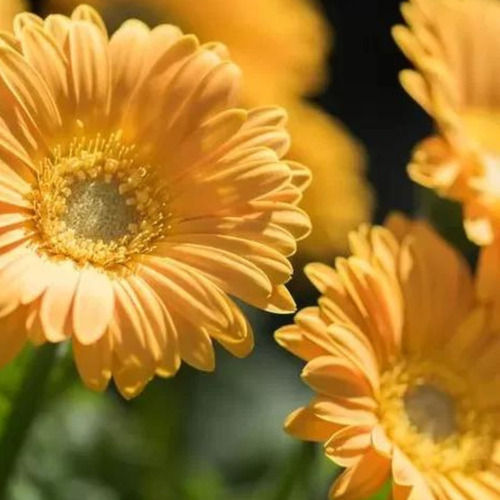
(44, 0, 373, 258)
(393, 0, 500, 245)
(0, 0, 25, 31)
(276, 215, 500, 499)
(0, 5, 311, 398)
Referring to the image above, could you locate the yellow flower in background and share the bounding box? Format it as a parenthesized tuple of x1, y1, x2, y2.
(276, 216, 500, 499)
(477, 239, 500, 328)
(0, 5, 311, 398)
(0, 0, 25, 31)
(393, 0, 500, 246)
(45, 0, 373, 258)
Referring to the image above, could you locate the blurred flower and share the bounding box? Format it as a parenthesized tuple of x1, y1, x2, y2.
(44, 0, 373, 258)
(0, 0, 25, 31)
(394, 0, 500, 246)
(276, 215, 500, 499)
(0, 5, 311, 398)
(477, 239, 500, 325)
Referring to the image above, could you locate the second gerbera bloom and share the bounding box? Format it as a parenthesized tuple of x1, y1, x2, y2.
(0, 5, 311, 397)
(394, 0, 500, 246)
(276, 216, 500, 499)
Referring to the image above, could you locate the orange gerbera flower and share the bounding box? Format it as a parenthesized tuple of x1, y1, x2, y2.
(393, 0, 500, 246)
(44, 0, 373, 258)
(276, 216, 500, 499)
(0, 5, 311, 398)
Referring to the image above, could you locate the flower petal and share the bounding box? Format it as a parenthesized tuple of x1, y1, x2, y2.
(73, 267, 114, 345)
(73, 332, 112, 392)
(40, 260, 79, 342)
(67, 20, 110, 126)
(174, 313, 215, 372)
(302, 356, 374, 400)
(325, 426, 373, 468)
(329, 449, 391, 500)
(0, 307, 28, 367)
(284, 405, 339, 442)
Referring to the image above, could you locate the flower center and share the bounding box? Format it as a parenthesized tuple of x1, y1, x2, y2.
(62, 179, 137, 242)
(379, 360, 495, 474)
(403, 384, 457, 441)
(30, 132, 168, 271)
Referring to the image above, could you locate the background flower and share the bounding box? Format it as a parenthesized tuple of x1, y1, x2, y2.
(0, 0, 25, 31)
(394, 0, 500, 246)
(44, 0, 373, 259)
(277, 217, 500, 499)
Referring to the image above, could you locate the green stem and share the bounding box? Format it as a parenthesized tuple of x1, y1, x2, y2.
(0, 343, 59, 498)
(270, 442, 317, 500)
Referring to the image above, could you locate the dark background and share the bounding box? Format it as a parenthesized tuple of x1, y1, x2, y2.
(321, 0, 431, 221)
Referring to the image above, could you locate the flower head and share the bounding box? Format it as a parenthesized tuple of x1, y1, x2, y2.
(393, 0, 500, 245)
(45, 0, 373, 258)
(0, 5, 311, 398)
(276, 215, 500, 499)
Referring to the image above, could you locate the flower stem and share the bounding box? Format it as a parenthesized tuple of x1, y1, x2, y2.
(270, 442, 317, 500)
(0, 343, 59, 498)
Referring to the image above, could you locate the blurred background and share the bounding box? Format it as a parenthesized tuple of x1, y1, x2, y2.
(0, 1, 437, 499)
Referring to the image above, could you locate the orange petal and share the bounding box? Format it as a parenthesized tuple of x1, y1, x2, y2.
(109, 19, 149, 122)
(110, 281, 151, 363)
(160, 233, 292, 285)
(284, 405, 339, 442)
(0, 306, 27, 367)
(149, 247, 273, 311)
(40, 260, 79, 342)
(302, 356, 374, 400)
(371, 425, 393, 458)
(153, 297, 181, 378)
(139, 257, 230, 330)
(67, 20, 110, 125)
(275, 315, 330, 362)
(392, 447, 434, 499)
(170, 216, 297, 257)
(0, 43, 61, 135)
(264, 285, 296, 313)
(127, 276, 168, 363)
(329, 449, 390, 499)
(312, 395, 378, 427)
(325, 425, 373, 468)
(18, 24, 69, 118)
(175, 313, 215, 372)
(73, 332, 112, 392)
(71, 5, 107, 37)
(0, 251, 38, 317)
(112, 353, 153, 400)
(73, 268, 114, 345)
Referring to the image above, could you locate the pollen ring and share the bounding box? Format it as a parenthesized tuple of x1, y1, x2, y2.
(30, 132, 169, 270)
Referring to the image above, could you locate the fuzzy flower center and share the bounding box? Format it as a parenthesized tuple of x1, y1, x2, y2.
(379, 360, 495, 475)
(30, 132, 168, 270)
(403, 384, 457, 441)
(62, 179, 138, 242)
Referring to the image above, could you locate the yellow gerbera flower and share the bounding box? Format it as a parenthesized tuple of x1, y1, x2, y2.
(276, 216, 500, 499)
(44, 0, 373, 258)
(0, 0, 25, 31)
(0, 5, 311, 398)
(393, 0, 500, 246)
